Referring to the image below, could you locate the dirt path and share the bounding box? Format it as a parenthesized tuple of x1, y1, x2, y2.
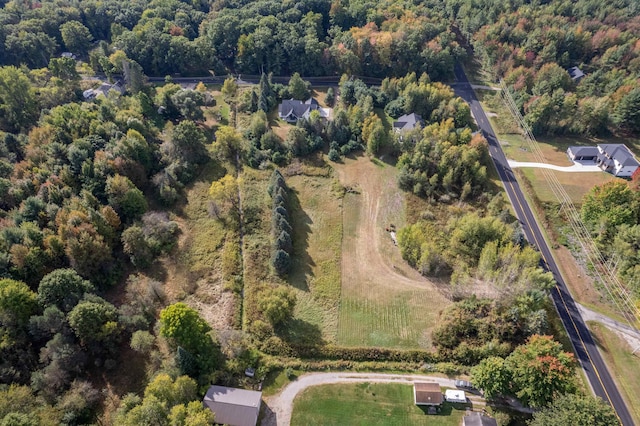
(577, 303, 640, 351)
(334, 157, 430, 290)
(261, 372, 482, 426)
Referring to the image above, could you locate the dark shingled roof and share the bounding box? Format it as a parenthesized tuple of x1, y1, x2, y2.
(568, 146, 599, 157)
(568, 66, 585, 80)
(203, 386, 262, 426)
(414, 382, 443, 405)
(463, 413, 499, 426)
(599, 144, 640, 167)
(393, 113, 424, 131)
(278, 98, 320, 121)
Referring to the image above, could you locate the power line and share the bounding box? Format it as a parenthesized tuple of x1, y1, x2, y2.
(498, 79, 640, 329)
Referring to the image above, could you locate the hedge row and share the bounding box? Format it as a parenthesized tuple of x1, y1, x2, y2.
(260, 337, 440, 363)
(268, 169, 292, 276)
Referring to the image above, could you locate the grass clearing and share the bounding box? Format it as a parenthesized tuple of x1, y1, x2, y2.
(334, 157, 450, 349)
(588, 322, 640, 425)
(286, 162, 343, 342)
(518, 167, 616, 204)
(291, 383, 467, 426)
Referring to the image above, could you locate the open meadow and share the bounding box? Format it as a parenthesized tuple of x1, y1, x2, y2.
(333, 157, 449, 349)
(291, 383, 466, 426)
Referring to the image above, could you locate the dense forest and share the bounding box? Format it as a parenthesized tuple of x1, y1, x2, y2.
(0, 0, 634, 424)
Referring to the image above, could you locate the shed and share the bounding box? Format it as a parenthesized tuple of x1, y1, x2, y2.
(413, 382, 443, 406)
(445, 389, 466, 403)
(463, 412, 498, 426)
(203, 385, 262, 426)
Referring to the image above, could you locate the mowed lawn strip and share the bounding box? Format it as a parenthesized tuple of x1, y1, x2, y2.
(287, 172, 342, 342)
(335, 157, 448, 349)
(588, 322, 640, 425)
(291, 383, 465, 426)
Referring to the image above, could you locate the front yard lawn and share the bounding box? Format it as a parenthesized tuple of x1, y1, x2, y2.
(291, 383, 467, 426)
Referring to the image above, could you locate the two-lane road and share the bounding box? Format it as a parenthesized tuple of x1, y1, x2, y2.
(453, 64, 634, 426)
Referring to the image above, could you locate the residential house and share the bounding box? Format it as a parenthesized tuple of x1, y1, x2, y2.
(567, 66, 585, 81)
(413, 382, 443, 410)
(393, 113, 424, 132)
(566, 146, 599, 162)
(278, 98, 330, 123)
(202, 386, 262, 426)
(567, 144, 640, 177)
(462, 412, 498, 426)
(83, 80, 125, 100)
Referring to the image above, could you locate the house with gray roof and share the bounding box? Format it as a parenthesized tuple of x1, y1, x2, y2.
(203, 386, 262, 426)
(567, 144, 639, 177)
(278, 98, 329, 123)
(83, 80, 125, 100)
(568, 66, 585, 81)
(596, 144, 639, 177)
(463, 412, 498, 426)
(393, 113, 424, 132)
(567, 146, 599, 162)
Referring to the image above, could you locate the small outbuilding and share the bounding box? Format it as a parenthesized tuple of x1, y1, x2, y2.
(203, 385, 262, 426)
(444, 389, 466, 403)
(463, 412, 498, 426)
(413, 382, 443, 406)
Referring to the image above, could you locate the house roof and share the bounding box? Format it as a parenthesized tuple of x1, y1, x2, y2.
(463, 413, 498, 426)
(278, 98, 320, 120)
(598, 144, 640, 167)
(393, 113, 424, 131)
(203, 386, 262, 426)
(568, 66, 585, 80)
(414, 382, 443, 405)
(568, 146, 599, 157)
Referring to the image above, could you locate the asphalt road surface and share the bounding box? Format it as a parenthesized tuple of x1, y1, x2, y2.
(453, 64, 634, 426)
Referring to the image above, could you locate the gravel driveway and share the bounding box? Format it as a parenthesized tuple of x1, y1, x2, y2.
(261, 372, 479, 426)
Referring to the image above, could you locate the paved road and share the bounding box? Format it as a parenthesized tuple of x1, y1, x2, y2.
(453, 64, 634, 426)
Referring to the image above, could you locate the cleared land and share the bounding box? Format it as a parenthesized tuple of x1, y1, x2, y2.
(333, 157, 449, 349)
(291, 382, 466, 426)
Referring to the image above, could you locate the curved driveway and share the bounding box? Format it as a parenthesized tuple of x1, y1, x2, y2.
(263, 372, 479, 426)
(507, 160, 602, 173)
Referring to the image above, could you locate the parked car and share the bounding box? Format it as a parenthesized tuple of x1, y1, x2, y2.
(454, 379, 474, 390)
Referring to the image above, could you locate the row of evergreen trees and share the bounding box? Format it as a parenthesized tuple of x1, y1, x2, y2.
(268, 170, 293, 276)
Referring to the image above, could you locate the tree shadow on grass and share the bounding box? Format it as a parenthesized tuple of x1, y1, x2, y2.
(287, 187, 314, 292)
(278, 318, 325, 347)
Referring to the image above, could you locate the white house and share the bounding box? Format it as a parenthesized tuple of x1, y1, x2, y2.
(278, 98, 330, 123)
(567, 144, 639, 177)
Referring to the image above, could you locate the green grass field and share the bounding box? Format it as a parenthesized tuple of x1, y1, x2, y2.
(286, 169, 343, 343)
(291, 383, 466, 426)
